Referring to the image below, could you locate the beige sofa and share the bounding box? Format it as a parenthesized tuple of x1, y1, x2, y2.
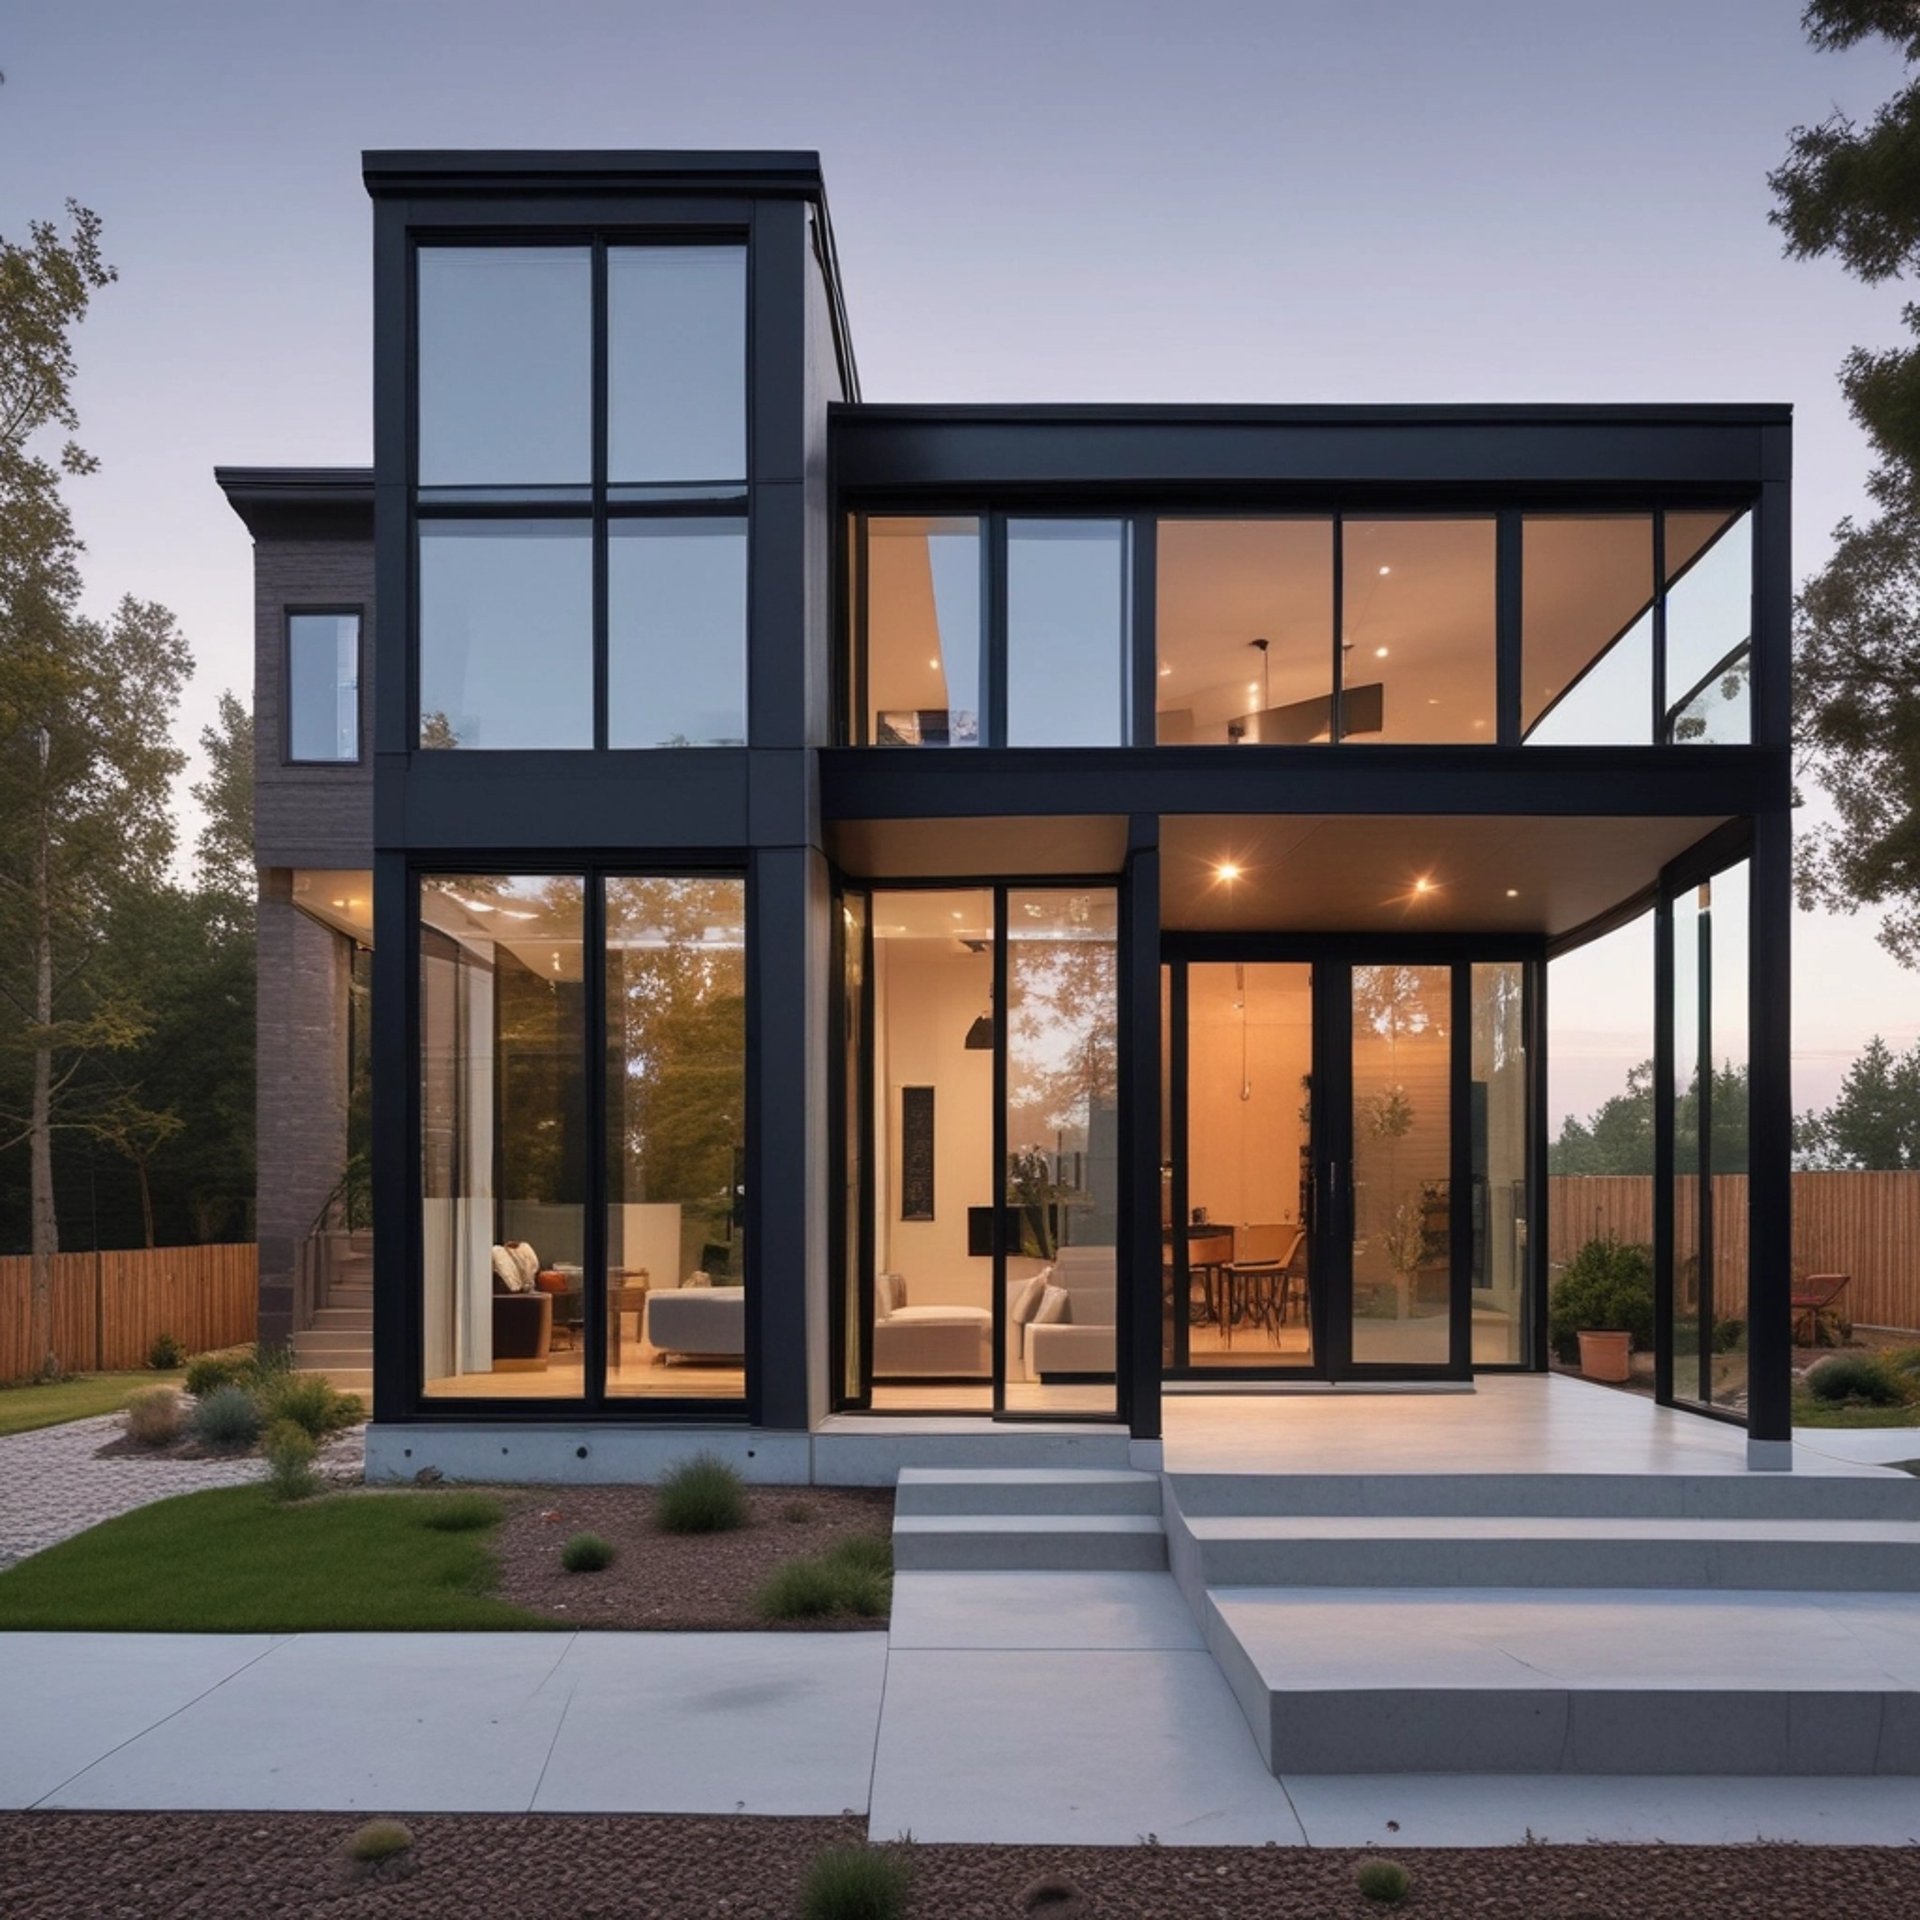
(644, 1285, 746, 1362)
(1021, 1246, 1117, 1381)
(872, 1272, 991, 1378)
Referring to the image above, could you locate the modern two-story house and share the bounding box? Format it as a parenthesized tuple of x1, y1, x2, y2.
(219, 149, 1792, 1480)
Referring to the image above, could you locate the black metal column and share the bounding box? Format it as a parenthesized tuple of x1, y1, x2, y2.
(1747, 808, 1793, 1451)
(1120, 814, 1162, 1441)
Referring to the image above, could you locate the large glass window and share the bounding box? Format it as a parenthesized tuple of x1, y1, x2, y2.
(868, 889, 996, 1413)
(418, 521, 593, 750)
(1007, 521, 1130, 746)
(1349, 964, 1453, 1365)
(1665, 511, 1753, 745)
(422, 876, 587, 1399)
(608, 519, 748, 747)
(1472, 961, 1529, 1364)
(1004, 888, 1120, 1413)
(417, 247, 591, 491)
(287, 612, 360, 763)
(861, 517, 984, 746)
(415, 240, 748, 750)
(1156, 521, 1333, 744)
(607, 246, 747, 491)
(1340, 519, 1497, 743)
(1522, 516, 1654, 745)
(1673, 863, 1749, 1410)
(605, 877, 747, 1402)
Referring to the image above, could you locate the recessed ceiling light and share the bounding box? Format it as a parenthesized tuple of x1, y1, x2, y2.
(928, 658, 940, 669)
(1159, 664, 1173, 677)
(1413, 876, 1435, 895)
(1473, 719, 1487, 729)
(1378, 565, 1391, 576)
(1374, 646, 1390, 658)
(1216, 861, 1242, 883)
(1247, 682, 1259, 693)
(1505, 888, 1520, 898)
(950, 910, 963, 919)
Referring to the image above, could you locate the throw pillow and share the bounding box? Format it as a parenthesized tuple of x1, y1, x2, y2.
(491, 1245, 525, 1292)
(534, 1271, 567, 1296)
(1011, 1269, 1051, 1325)
(876, 1272, 904, 1318)
(506, 1241, 540, 1288)
(1033, 1284, 1071, 1325)
(686, 1270, 712, 1288)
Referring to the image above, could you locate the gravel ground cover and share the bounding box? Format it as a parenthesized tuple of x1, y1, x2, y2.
(0, 1413, 263, 1570)
(5, 1813, 1918, 1918)
(492, 1483, 895, 1628)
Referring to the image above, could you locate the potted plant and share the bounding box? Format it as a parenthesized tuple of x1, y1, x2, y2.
(1548, 1236, 1655, 1383)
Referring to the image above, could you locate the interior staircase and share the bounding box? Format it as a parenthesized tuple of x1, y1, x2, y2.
(290, 1229, 373, 1396)
(1166, 1466, 1920, 1776)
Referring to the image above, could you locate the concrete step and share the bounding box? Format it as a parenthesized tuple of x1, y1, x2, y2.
(1206, 1586, 1920, 1775)
(1168, 1469, 1920, 1524)
(293, 1336, 372, 1362)
(1181, 1513, 1920, 1593)
(310, 1308, 372, 1332)
(892, 1513, 1167, 1572)
(896, 1467, 1162, 1517)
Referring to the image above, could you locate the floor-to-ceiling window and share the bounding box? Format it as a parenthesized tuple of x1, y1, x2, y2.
(419, 871, 747, 1406)
(850, 883, 1121, 1417)
(1671, 858, 1750, 1412)
(1471, 960, 1530, 1364)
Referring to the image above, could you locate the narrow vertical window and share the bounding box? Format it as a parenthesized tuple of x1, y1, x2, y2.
(1006, 520, 1130, 747)
(287, 612, 360, 763)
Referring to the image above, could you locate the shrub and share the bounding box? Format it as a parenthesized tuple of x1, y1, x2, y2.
(344, 1818, 413, 1864)
(1548, 1237, 1655, 1364)
(123, 1386, 185, 1448)
(655, 1453, 747, 1534)
(261, 1370, 364, 1439)
(190, 1382, 263, 1452)
(417, 1492, 503, 1533)
(147, 1331, 184, 1370)
(781, 1499, 815, 1524)
(561, 1531, 616, 1573)
(263, 1419, 319, 1501)
(754, 1557, 843, 1620)
(1712, 1316, 1746, 1353)
(830, 1564, 892, 1619)
(1805, 1351, 1912, 1407)
(1884, 1345, 1920, 1380)
(185, 1345, 254, 1398)
(825, 1533, 892, 1579)
(798, 1844, 911, 1920)
(246, 1342, 296, 1387)
(1355, 1856, 1411, 1904)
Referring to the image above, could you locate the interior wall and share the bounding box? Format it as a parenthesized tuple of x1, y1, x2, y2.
(873, 935, 995, 1309)
(1185, 963, 1311, 1233)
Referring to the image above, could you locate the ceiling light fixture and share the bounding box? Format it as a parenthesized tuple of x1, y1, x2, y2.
(1216, 861, 1242, 883)
(1378, 565, 1391, 576)
(1374, 646, 1390, 658)
(1506, 888, 1520, 898)
(1413, 876, 1435, 896)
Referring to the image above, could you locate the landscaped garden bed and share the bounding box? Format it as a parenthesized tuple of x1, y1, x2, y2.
(491, 1481, 895, 1630)
(5, 1811, 1919, 1919)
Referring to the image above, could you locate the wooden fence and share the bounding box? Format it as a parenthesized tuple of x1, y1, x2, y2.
(0, 1243, 256, 1381)
(1549, 1174, 1920, 1334)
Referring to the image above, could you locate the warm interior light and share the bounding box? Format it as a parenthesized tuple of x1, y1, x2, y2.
(1413, 876, 1435, 895)
(1374, 646, 1390, 658)
(1505, 887, 1520, 898)
(928, 658, 940, 669)
(1216, 861, 1242, 883)
(1159, 664, 1173, 677)
(1378, 565, 1391, 576)
(331, 899, 348, 909)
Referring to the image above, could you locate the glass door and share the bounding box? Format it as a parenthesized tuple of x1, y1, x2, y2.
(1342, 963, 1463, 1373)
(1165, 960, 1322, 1377)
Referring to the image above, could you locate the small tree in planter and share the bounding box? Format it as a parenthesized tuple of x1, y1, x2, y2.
(1548, 1236, 1655, 1379)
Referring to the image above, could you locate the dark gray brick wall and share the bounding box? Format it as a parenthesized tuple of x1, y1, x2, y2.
(255, 874, 354, 1346)
(254, 535, 375, 868)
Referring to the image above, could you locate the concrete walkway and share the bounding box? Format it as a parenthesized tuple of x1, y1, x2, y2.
(7, 1576, 1920, 1846)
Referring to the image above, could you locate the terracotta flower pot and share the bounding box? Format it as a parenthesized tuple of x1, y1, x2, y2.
(1578, 1328, 1633, 1384)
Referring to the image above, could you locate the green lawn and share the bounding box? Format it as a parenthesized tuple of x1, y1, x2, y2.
(0, 1486, 553, 1631)
(1792, 1395, 1920, 1429)
(0, 1369, 184, 1437)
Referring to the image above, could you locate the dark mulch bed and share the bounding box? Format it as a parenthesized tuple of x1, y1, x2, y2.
(492, 1484, 895, 1629)
(6, 1813, 1919, 1918)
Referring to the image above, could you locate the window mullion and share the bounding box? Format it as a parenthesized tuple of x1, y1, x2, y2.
(592, 239, 610, 751)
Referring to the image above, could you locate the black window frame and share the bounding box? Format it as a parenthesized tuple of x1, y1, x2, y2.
(282, 604, 366, 767)
(409, 232, 752, 755)
(405, 857, 755, 1424)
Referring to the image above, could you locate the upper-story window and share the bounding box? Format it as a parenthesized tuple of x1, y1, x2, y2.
(848, 504, 1755, 748)
(1523, 508, 1752, 745)
(415, 242, 747, 752)
(286, 611, 361, 763)
(852, 513, 1130, 747)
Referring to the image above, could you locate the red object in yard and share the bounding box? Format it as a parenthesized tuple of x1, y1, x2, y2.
(1791, 1273, 1849, 1344)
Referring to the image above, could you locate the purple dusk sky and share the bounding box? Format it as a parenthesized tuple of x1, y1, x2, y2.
(0, 0, 1913, 1122)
